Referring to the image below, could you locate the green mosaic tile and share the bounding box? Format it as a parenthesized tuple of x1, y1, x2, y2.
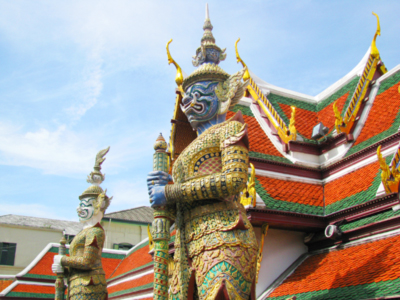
(255, 178, 324, 215)
(267, 277, 400, 300)
(22, 274, 55, 280)
(6, 292, 54, 298)
(340, 209, 400, 232)
(249, 151, 293, 164)
(230, 104, 254, 117)
(108, 282, 153, 297)
(377, 69, 400, 95)
(325, 155, 392, 215)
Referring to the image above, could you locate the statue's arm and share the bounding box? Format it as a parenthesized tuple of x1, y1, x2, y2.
(165, 121, 249, 203)
(61, 228, 104, 270)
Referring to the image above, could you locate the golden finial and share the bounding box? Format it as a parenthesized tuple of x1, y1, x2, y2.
(166, 39, 184, 89)
(235, 38, 250, 81)
(289, 106, 297, 141)
(377, 145, 391, 193)
(333, 102, 343, 133)
(371, 12, 381, 58)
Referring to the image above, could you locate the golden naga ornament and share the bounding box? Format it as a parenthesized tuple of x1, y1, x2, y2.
(378, 145, 400, 194)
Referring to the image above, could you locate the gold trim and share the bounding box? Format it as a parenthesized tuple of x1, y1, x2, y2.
(289, 106, 297, 141)
(256, 223, 269, 283)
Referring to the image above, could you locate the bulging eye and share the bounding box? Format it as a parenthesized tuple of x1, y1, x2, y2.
(193, 92, 200, 98)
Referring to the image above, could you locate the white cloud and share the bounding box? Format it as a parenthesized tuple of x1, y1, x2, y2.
(0, 122, 95, 175)
(66, 48, 104, 119)
(0, 203, 71, 220)
(107, 179, 150, 210)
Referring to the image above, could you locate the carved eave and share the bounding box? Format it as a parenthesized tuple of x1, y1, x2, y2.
(306, 192, 400, 251)
(246, 208, 326, 232)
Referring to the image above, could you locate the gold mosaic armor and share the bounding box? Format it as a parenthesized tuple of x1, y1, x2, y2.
(61, 223, 107, 300)
(165, 116, 258, 300)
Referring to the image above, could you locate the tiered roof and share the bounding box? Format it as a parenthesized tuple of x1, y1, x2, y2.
(0, 243, 125, 299)
(263, 230, 400, 300)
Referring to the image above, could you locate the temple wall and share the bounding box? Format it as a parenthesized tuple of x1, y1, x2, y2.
(0, 224, 61, 275)
(101, 220, 145, 249)
(255, 228, 307, 297)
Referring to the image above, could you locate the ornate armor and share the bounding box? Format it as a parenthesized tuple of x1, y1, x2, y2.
(166, 115, 258, 300)
(62, 223, 107, 300)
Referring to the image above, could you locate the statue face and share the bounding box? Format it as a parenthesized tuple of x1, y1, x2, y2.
(76, 197, 96, 223)
(181, 81, 219, 129)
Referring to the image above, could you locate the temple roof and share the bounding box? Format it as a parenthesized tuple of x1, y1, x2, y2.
(263, 230, 400, 299)
(0, 243, 125, 299)
(103, 206, 154, 224)
(0, 214, 82, 235)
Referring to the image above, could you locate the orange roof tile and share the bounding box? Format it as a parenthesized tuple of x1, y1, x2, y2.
(318, 92, 349, 132)
(226, 110, 284, 157)
(354, 83, 400, 145)
(256, 176, 324, 206)
(0, 279, 13, 293)
(269, 233, 400, 297)
(12, 284, 54, 294)
(27, 250, 122, 278)
(110, 243, 152, 279)
(324, 161, 380, 206)
(28, 252, 55, 276)
(280, 103, 318, 139)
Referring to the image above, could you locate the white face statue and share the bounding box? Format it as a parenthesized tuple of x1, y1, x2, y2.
(76, 197, 96, 223)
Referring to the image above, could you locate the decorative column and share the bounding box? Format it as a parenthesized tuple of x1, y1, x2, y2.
(152, 133, 172, 300)
(54, 235, 67, 300)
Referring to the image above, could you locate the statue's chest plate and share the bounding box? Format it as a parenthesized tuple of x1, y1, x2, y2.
(69, 228, 87, 256)
(173, 131, 222, 184)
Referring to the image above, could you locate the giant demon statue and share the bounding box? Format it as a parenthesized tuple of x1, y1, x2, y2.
(148, 6, 258, 300)
(52, 147, 112, 300)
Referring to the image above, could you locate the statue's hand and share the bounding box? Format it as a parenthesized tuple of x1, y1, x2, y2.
(149, 185, 167, 208)
(147, 171, 172, 192)
(52, 255, 63, 274)
(147, 171, 172, 208)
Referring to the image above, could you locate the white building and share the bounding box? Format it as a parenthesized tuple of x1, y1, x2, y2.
(0, 206, 153, 275)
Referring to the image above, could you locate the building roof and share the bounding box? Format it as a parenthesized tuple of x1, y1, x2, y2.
(265, 231, 400, 299)
(0, 243, 126, 299)
(0, 214, 82, 235)
(103, 206, 154, 224)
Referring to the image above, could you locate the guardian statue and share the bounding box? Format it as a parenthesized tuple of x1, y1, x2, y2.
(148, 6, 258, 300)
(52, 147, 112, 300)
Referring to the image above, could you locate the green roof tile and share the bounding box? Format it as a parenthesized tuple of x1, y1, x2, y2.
(267, 278, 400, 299)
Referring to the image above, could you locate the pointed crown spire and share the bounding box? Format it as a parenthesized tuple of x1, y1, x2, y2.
(191, 3, 226, 68)
(201, 4, 215, 45)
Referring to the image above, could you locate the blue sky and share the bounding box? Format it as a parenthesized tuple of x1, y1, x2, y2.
(0, 0, 399, 221)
